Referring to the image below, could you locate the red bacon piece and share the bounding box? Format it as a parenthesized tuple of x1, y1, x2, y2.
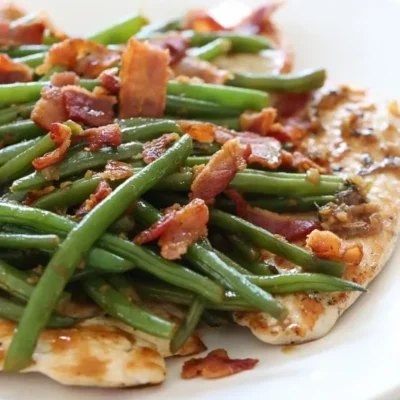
(119, 38, 169, 119)
(0, 54, 32, 83)
(226, 189, 319, 242)
(281, 150, 327, 173)
(151, 33, 189, 64)
(37, 39, 120, 78)
(76, 180, 112, 216)
(190, 139, 250, 204)
(134, 211, 177, 245)
(0, 21, 45, 46)
(50, 71, 79, 87)
(173, 57, 232, 84)
(182, 349, 258, 379)
(62, 86, 116, 127)
(79, 124, 121, 152)
(182, 9, 225, 32)
(32, 123, 72, 170)
(24, 186, 55, 206)
(270, 92, 311, 118)
(178, 121, 215, 143)
(102, 161, 133, 181)
(98, 68, 120, 94)
(142, 133, 180, 164)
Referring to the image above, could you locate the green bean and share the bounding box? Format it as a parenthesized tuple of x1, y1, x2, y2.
(107, 274, 140, 302)
(170, 296, 205, 353)
(87, 14, 148, 45)
(209, 210, 346, 277)
(188, 38, 232, 61)
(83, 277, 175, 339)
(133, 199, 286, 319)
(116, 117, 164, 129)
(165, 95, 242, 118)
(11, 141, 143, 191)
(0, 120, 45, 146)
(108, 215, 135, 234)
(192, 142, 220, 155)
(3, 135, 202, 371)
(38, 65, 67, 81)
(167, 80, 269, 111)
(135, 281, 252, 311)
(184, 31, 274, 53)
(245, 273, 365, 293)
(195, 116, 241, 130)
(0, 139, 40, 166)
(0, 233, 59, 250)
(0, 79, 98, 105)
(227, 69, 327, 93)
(121, 120, 182, 142)
(1, 45, 49, 58)
(201, 310, 232, 327)
(43, 35, 58, 45)
(216, 195, 336, 213)
(13, 53, 45, 68)
(135, 18, 182, 39)
(226, 234, 261, 262)
(0, 102, 35, 126)
(0, 202, 224, 304)
(0, 296, 78, 328)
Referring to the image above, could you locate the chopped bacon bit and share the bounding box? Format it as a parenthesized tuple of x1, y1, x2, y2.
(79, 124, 121, 151)
(102, 160, 133, 180)
(172, 57, 232, 85)
(76, 180, 112, 216)
(24, 186, 55, 206)
(178, 121, 215, 143)
(182, 9, 226, 32)
(271, 93, 311, 118)
(388, 100, 400, 117)
(37, 39, 120, 78)
(134, 210, 177, 245)
(151, 33, 190, 65)
(0, 54, 32, 83)
(32, 123, 72, 170)
(182, 349, 258, 379)
(190, 139, 250, 204)
(50, 71, 79, 87)
(31, 86, 67, 131)
(226, 189, 319, 242)
(142, 133, 180, 164)
(119, 38, 169, 119)
(306, 230, 363, 265)
(62, 86, 116, 127)
(37, 11, 68, 41)
(99, 68, 120, 94)
(281, 150, 327, 173)
(0, 21, 45, 46)
(0, 3, 25, 21)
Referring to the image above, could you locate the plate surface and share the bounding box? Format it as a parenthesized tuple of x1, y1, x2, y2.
(2, 0, 400, 399)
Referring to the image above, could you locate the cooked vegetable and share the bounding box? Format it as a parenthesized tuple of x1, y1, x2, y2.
(188, 38, 232, 61)
(0, 233, 59, 250)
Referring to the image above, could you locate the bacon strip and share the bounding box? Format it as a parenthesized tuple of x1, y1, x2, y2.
(76, 180, 112, 216)
(99, 68, 120, 94)
(0, 54, 32, 83)
(226, 189, 319, 242)
(281, 150, 327, 173)
(37, 39, 120, 78)
(79, 124, 121, 152)
(172, 57, 232, 84)
(190, 139, 250, 204)
(119, 38, 169, 119)
(50, 71, 79, 87)
(0, 21, 45, 46)
(142, 133, 180, 164)
(151, 33, 189, 65)
(101, 161, 133, 181)
(32, 123, 72, 170)
(182, 349, 258, 379)
(134, 199, 209, 260)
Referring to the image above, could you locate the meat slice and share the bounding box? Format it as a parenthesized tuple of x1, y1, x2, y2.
(142, 133, 180, 164)
(50, 71, 79, 87)
(76, 180, 112, 216)
(102, 161, 133, 181)
(79, 124, 121, 152)
(150, 33, 189, 64)
(0, 54, 33, 83)
(119, 38, 169, 118)
(0, 21, 45, 45)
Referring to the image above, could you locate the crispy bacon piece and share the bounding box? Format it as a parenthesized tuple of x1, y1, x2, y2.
(0, 21, 45, 46)
(182, 9, 226, 32)
(172, 57, 232, 85)
(62, 86, 116, 127)
(306, 230, 363, 265)
(182, 349, 258, 379)
(99, 68, 120, 94)
(151, 33, 190, 64)
(226, 189, 319, 242)
(178, 120, 215, 143)
(24, 186, 55, 206)
(134, 199, 209, 260)
(119, 38, 169, 119)
(271, 93, 311, 118)
(142, 133, 180, 164)
(37, 39, 120, 78)
(0, 3, 25, 21)
(190, 139, 250, 204)
(32, 123, 72, 170)
(79, 124, 121, 151)
(101, 160, 133, 181)
(50, 71, 79, 87)
(37, 11, 68, 41)
(281, 150, 327, 173)
(0, 54, 32, 83)
(76, 180, 112, 216)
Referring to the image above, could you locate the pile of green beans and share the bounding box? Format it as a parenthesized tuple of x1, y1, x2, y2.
(0, 8, 365, 375)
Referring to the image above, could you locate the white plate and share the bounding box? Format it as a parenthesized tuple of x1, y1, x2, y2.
(2, 0, 400, 399)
